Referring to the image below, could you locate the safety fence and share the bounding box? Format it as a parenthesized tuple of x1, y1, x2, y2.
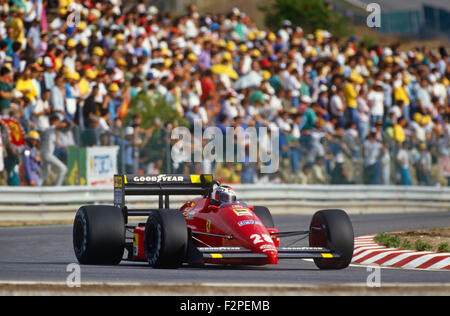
(0, 185, 448, 221)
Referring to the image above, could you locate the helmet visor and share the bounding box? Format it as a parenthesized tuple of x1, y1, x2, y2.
(218, 191, 236, 203)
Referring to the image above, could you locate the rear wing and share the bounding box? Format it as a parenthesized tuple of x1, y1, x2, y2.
(114, 174, 214, 218)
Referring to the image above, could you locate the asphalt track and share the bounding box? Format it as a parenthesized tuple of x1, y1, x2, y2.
(0, 212, 449, 287)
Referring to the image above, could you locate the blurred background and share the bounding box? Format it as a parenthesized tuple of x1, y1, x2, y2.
(0, 0, 448, 188)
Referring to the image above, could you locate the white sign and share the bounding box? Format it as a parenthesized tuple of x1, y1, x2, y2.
(87, 146, 119, 186)
(439, 157, 450, 177)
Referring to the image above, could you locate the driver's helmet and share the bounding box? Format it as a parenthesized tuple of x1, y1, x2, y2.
(211, 185, 237, 204)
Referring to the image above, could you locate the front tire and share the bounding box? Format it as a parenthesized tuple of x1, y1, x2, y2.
(73, 205, 125, 265)
(309, 209, 354, 270)
(144, 209, 188, 269)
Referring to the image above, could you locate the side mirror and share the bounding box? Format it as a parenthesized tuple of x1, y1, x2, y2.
(248, 206, 254, 211)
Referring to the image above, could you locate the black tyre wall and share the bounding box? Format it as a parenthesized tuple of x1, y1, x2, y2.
(73, 205, 125, 265)
(309, 209, 354, 270)
(144, 209, 188, 269)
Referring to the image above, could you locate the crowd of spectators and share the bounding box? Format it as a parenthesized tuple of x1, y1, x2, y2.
(0, 0, 448, 187)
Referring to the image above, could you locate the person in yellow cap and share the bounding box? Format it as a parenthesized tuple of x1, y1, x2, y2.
(164, 58, 172, 68)
(115, 33, 125, 42)
(250, 49, 261, 59)
(8, 7, 26, 44)
(78, 72, 90, 99)
(22, 131, 41, 186)
(267, 32, 276, 42)
(414, 112, 423, 124)
(67, 39, 77, 49)
(394, 78, 411, 119)
(15, 67, 38, 103)
(187, 53, 197, 62)
(116, 57, 127, 67)
(217, 39, 227, 49)
(109, 83, 119, 93)
(238, 44, 248, 54)
(247, 31, 256, 41)
(78, 21, 87, 32)
(85, 68, 98, 80)
(227, 41, 236, 52)
(221, 52, 232, 63)
(421, 115, 431, 126)
(393, 116, 407, 143)
(344, 72, 361, 124)
(262, 70, 271, 81)
(93, 46, 104, 57)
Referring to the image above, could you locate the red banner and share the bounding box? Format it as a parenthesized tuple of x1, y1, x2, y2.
(0, 118, 25, 149)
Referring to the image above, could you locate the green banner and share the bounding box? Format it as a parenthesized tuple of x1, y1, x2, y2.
(67, 146, 87, 186)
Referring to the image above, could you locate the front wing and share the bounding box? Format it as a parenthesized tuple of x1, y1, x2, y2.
(193, 246, 341, 263)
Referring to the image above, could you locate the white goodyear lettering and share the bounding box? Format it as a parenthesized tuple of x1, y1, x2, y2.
(133, 175, 185, 182)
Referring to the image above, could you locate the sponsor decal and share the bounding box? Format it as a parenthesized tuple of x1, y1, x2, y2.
(206, 220, 211, 233)
(238, 220, 262, 227)
(260, 244, 277, 252)
(113, 189, 123, 204)
(133, 233, 139, 257)
(114, 176, 123, 188)
(132, 175, 185, 183)
(233, 209, 253, 217)
(183, 211, 194, 220)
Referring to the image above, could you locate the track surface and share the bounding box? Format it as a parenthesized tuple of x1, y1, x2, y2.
(0, 212, 449, 285)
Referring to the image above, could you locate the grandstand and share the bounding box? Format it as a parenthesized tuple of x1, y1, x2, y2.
(0, 0, 448, 187)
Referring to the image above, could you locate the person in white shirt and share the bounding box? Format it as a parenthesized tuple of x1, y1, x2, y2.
(330, 89, 345, 126)
(33, 89, 51, 132)
(367, 83, 385, 125)
(396, 142, 412, 186)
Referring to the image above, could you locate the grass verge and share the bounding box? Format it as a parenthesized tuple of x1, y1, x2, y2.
(374, 228, 450, 253)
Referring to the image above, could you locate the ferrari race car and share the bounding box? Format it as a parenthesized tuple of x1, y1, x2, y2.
(73, 174, 354, 270)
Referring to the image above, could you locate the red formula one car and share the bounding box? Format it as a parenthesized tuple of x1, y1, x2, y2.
(73, 174, 354, 270)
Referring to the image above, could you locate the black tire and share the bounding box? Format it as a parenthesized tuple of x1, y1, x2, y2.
(144, 209, 188, 269)
(309, 209, 354, 270)
(252, 206, 275, 228)
(73, 205, 125, 265)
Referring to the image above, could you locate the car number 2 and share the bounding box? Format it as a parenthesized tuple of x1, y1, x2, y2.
(250, 234, 272, 244)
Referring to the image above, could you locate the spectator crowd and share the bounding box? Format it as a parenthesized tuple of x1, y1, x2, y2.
(0, 0, 448, 187)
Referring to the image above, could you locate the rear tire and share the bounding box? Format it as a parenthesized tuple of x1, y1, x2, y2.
(73, 205, 125, 265)
(144, 209, 188, 269)
(252, 206, 275, 228)
(309, 209, 354, 270)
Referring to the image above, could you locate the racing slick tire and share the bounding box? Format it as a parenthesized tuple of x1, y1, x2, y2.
(73, 205, 125, 265)
(144, 209, 188, 269)
(309, 209, 354, 270)
(252, 206, 275, 228)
